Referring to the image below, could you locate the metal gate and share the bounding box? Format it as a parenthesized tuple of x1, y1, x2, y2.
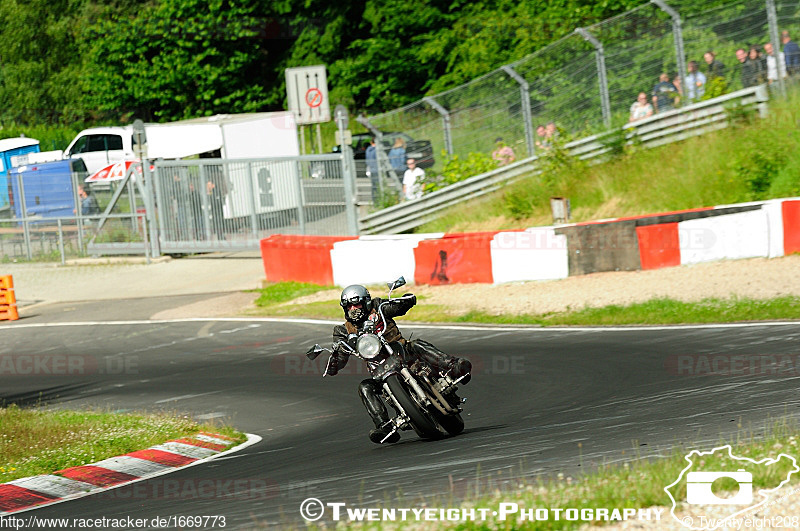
(149, 154, 360, 254)
(1, 152, 384, 261)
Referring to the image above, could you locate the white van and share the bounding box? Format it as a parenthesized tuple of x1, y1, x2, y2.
(63, 113, 303, 219)
(63, 112, 299, 175)
(63, 127, 133, 175)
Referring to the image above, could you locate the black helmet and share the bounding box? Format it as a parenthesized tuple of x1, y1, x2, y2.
(340, 284, 371, 323)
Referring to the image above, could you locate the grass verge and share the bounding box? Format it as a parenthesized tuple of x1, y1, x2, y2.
(313, 418, 800, 530)
(254, 281, 334, 307)
(250, 284, 800, 326)
(0, 404, 246, 483)
(454, 296, 800, 326)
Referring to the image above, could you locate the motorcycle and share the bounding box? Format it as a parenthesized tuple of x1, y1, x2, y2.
(306, 276, 467, 442)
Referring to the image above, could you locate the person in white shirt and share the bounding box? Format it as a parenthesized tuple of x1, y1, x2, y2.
(685, 60, 707, 102)
(763, 42, 787, 83)
(402, 158, 424, 201)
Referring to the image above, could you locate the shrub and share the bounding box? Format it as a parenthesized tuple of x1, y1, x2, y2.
(420, 151, 498, 194)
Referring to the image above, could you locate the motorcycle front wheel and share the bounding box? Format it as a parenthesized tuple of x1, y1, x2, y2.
(435, 412, 464, 436)
(386, 374, 441, 440)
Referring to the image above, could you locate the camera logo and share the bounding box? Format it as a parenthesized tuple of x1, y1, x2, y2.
(686, 469, 752, 505)
(664, 444, 799, 530)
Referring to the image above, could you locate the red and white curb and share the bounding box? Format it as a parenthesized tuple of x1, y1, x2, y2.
(0, 431, 261, 515)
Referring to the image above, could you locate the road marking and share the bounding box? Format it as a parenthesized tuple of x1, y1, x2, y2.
(197, 322, 215, 337)
(458, 331, 513, 342)
(1, 317, 798, 332)
(283, 397, 314, 408)
(155, 391, 220, 404)
(195, 412, 227, 420)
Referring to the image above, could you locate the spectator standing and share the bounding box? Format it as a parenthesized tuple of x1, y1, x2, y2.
(535, 124, 552, 151)
(76, 185, 99, 216)
(703, 51, 726, 80)
(782, 30, 800, 75)
(652, 73, 679, 112)
(388, 137, 406, 181)
(365, 138, 379, 202)
(545, 122, 558, 142)
(748, 45, 768, 85)
(736, 48, 757, 88)
(206, 176, 226, 240)
(763, 42, 787, 83)
(629, 92, 654, 122)
(685, 61, 707, 102)
(402, 158, 424, 201)
(365, 138, 378, 176)
(492, 137, 516, 166)
(535, 124, 548, 150)
(672, 74, 683, 100)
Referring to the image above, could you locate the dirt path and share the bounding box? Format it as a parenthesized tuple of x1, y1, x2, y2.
(214, 255, 800, 318)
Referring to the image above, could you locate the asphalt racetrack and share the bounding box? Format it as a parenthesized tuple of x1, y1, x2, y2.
(3, 299, 800, 528)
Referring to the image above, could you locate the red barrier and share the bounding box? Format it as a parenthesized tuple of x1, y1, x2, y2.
(636, 223, 681, 270)
(413, 232, 498, 285)
(260, 235, 357, 285)
(783, 200, 800, 255)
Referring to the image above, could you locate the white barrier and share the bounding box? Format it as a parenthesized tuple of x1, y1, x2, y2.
(331, 234, 443, 287)
(679, 209, 769, 264)
(490, 228, 569, 283)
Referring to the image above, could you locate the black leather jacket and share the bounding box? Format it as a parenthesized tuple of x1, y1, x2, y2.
(328, 295, 416, 375)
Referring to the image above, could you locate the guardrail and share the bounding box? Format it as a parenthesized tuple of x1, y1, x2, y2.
(359, 85, 769, 235)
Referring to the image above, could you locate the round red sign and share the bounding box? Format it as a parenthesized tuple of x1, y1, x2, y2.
(305, 88, 323, 108)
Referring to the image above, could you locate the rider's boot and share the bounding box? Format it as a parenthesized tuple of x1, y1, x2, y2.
(359, 379, 401, 444)
(446, 358, 472, 385)
(412, 340, 472, 385)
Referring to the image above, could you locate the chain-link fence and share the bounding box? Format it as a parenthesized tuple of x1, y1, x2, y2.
(364, 0, 799, 173)
(0, 161, 155, 263)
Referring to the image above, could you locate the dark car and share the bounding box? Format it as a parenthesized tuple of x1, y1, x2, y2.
(323, 132, 435, 177)
(350, 132, 435, 170)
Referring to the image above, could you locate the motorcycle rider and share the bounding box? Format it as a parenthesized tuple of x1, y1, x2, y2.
(328, 284, 472, 444)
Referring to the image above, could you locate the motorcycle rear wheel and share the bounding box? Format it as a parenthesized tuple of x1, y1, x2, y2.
(386, 374, 441, 440)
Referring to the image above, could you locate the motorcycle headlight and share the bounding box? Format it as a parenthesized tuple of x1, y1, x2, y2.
(357, 334, 382, 359)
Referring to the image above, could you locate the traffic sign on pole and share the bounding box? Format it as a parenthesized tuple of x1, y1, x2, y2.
(286, 65, 331, 125)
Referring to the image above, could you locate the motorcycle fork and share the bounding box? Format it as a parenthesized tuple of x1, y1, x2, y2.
(400, 368, 433, 408)
(383, 381, 411, 428)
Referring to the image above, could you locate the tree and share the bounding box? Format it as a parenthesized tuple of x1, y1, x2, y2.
(81, 0, 278, 121)
(0, 0, 88, 123)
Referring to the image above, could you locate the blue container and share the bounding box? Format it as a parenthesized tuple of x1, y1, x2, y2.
(9, 159, 87, 219)
(0, 137, 40, 211)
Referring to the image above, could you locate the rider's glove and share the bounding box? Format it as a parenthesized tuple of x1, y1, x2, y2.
(403, 293, 417, 305)
(346, 333, 359, 350)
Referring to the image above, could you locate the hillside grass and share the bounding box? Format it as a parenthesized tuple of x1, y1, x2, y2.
(419, 87, 800, 233)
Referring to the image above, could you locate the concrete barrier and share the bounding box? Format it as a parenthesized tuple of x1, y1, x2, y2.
(258, 197, 800, 287)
